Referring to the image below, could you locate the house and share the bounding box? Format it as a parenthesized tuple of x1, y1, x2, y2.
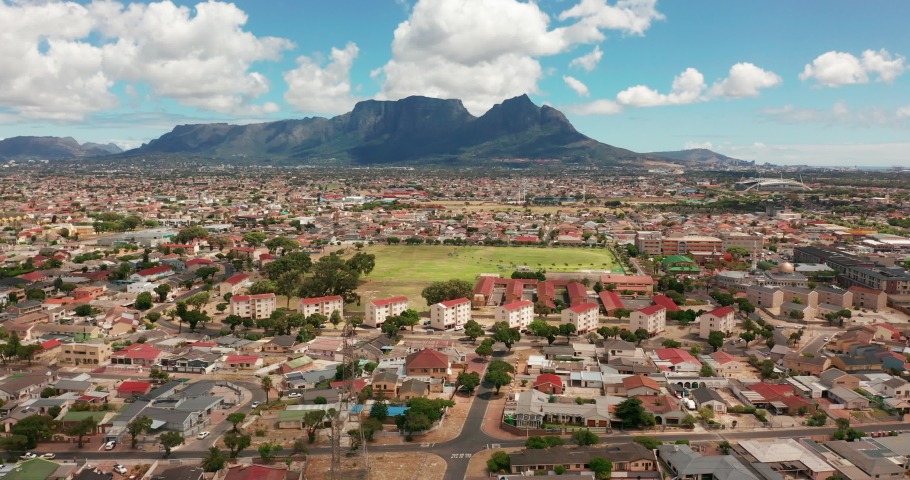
(224, 355, 263, 369)
(747, 285, 784, 309)
(0, 370, 57, 401)
(691, 387, 727, 413)
(509, 389, 615, 428)
(881, 377, 910, 399)
(495, 300, 534, 329)
(825, 440, 905, 480)
(129, 265, 173, 282)
(230, 293, 277, 319)
(159, 350, 221, 374)
(219, 274, 250, 296)
(223, 465, 292, 480)
(405, 349, 450, 379)
(507, 443, 657, 475)
(622, 375, 661, 396)
(698, 306, 735, 339)
(654, 348, 702, 372)
(72, 286, 104, 300)
(657, 443, 760, 480)
(630, 304, 666, 336)
(600, 339, 637, 359)
(111, 343, 163, 366)
(738, 439, 834, 480)
(262, 335, 296, 353)
(60, 342, 112, 366)
(600, 274, 655, 294)
(429, 297, 471, 330)
(371, 371, 399, 396)
(637, 394, 688, 425)
(782, 352, 831, 376)
(145, 465, 204, 480)
(818, 369, 860, 389)
(566, 281, 589, 305)
(6, 299, 43, 315)
(532, 373, 564, 394)
(398, 378, 429, 400)
(365, 296, 409, 328)
(708, 351, 744, 376)
(827, 386, 870, 409)
(117, 381, 153, 398)
(297, 295, 344, 318)
(561, 302, 599, 333)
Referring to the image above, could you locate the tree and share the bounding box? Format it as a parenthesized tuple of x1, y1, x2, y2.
(835, 417, 851, 430)
(790, 310, 804, 320)
(298, 254, 362, 304)
(614, 398, 654, 428)
(159, 431, 184, 458)
(740, 332, 755, 343)
(589, 457, 613, 479)
(546, 435, 565, 447)
(633, 436, 663, 449)
(399, 308, 421, 330)
(571, 429, 599, 446)
(662, 339, 681, 348)
(146, 312, 161, 323)
(700, 364, 715, 377)
(682, 414, 698, 427)
(127, 415, 152, 448)
(488, 360, 515, 373)
(242, 232, 267, 247)
(634, 328, 650, 345)
(264, 236, 299, 254)
(258, 442, 282, 463)
(175, 226, 209, 244)
(223, 314, 244, 333)
(689, 343, 702, 356)
(0, 434, 29, 453)
(598, 326, 620, 340)
(534, 301, 553, 319)
(223, 433, 252, 458)
(248, 279, 277, 295)
(487, 450, 511, 473)
(40, 387, 56, 398)
(718, 440, 732, 454)
(201, 446, 228, 472)
(48, 405, 62, 418)
(369, 403, 389, 422)
(227, 412, 246, 432)
(26, 289, 46, 301)
(66, 416, 97, 448)
(525, 436, 550, 449)
(559, 322, 577, 341)
(493, 327, 521, 351)
(135, 291, 153, 310)
(345, 252, 376, 276)
(457, 371, 481, 395)
(464, 320, 484, 343)
(619, 330, 637, 343)
(260, 376, 274, 403)
(698, 407, 715, 423)
(484, 370, 511, 393)
(708, 330, 725, 352)
(329, 310, 343, 329)
(726, 246, 749, 260)
(613, 308, 631, 320)
(303, 409, 326, 441)
(185, 291, 210, 311)
(262, 252, 313, 281)
(475, 343, 493, 361)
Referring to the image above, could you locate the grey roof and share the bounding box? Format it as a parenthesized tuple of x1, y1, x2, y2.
(372, 371, 398, 384)
(268, 335, 296, 347)
(601, 339, 636, 350)
(174, 396, 223, 412)
(692, 387, 726, 405)
(658, 444, 759, 480)
(819, 369, 848, 383)
(399, 378, 428, 395)
(781, 302, 812, 312)
(828, 386, 867, 402)
(175, 381, 215, 398)
(285, 368, 334, 384)
(825, 440, 906, 476)
(142, 380, 184, 401)
(52, 379, 93, 391)
(151, 465, 204, 480)
(143, 406, 197, 424)
(815, 285, 849, 295)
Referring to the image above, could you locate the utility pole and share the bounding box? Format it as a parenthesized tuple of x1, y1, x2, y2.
(330, 318, 369, 480)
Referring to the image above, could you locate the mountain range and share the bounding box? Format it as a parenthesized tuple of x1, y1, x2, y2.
(648, 148, 753, 167)
(0, 95, 751, 168)
(0, 136, 122, 160)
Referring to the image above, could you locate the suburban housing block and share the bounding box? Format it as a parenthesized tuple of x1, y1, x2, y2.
(496, 300, 534, 329)
(297, 295, 344, 318)
(429, 297, 471, 330)
(365, 296, 409, 327)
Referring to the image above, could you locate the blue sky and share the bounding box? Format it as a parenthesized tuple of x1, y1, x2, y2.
(1, 0, 908, 166)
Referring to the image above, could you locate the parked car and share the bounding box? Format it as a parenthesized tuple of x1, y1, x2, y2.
(251, 401, 261, 409)
(823, 337, 830, 342)
(104, 441, 116, 450)
(454, 325, 464, 331)
(318, 324, 327, 329)
(113, 465, 128, 475)
(19, 453, 36, 460)
(287, 392, 301, 398)
(545, 427, 560, 433)
(423, 320, 431, 325)
(40, 453, 55, 459)
(197, 431, 210, 440)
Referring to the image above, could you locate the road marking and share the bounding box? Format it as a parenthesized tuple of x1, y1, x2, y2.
(451, 453, 473, 459)
(420, 443, 435, 448)
(491, 443, 501, 449)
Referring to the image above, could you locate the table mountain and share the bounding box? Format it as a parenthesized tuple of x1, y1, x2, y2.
(0, 136, 122, 159)
(131, 95, 665, 166)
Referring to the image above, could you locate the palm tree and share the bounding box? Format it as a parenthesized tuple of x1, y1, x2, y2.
(260, 376, 274, 403)
(201, 446, 227, 472)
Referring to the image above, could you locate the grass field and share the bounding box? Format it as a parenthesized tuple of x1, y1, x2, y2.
(352, 245, 621, 312)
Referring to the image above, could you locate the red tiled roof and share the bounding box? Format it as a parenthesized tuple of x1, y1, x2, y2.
(406, 349, 449, 369)
(622, 375, 660, 391)
(533, 373, 563, 388)
(567, 282, 587, 299)
(226, 355, 260, 364)
(749, 382, 794, 400)
(501, 300, 533, 311)
(439, 297, 470, 308)
(117, 381, 152, 392)
(567, 302, 598, 313)
(223, 465, 287, 480)
(111, 344, 162, 360)
(706, 306, 734, 318)
(709, 351, 738, 364)
(370, 296, 408, 307)
(655, 348, 701, 365)
(224, 274, 250, 285)
(185, 258, 213, 266)
(652, 295, 681, 312)
(474, 277, 495, 297)
(637, 304, 665, 316)
(231, 293, 276, 302)
(299, 295, 343, 305)
(135, 265, 172, 277)
(598, 290, 624, 311)
(19, 272, 46, 281)
(40, 339, 61, 349)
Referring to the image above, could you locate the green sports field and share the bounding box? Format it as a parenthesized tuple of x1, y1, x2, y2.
(353, 245, 622, 311)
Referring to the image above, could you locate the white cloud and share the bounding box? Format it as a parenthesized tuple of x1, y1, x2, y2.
(374, 0, 663, 115)
(709, 63, 782, 98)
(284, 42, 362, 115)
(563, 75, 590, 97)
(569, 45, 603, 72)
(616, 68, 706, 107)
(799, 49, 906, 87)
(713, 141, 910, 167)
(684, 141, 713, 150)
(762, 100, 908, 128)
(563, 99, 623, 115)
(897, 105, 910, 118)
(0, 0, 293, 120)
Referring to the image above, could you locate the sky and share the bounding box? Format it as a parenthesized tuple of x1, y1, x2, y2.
(0, 0, 908, 167)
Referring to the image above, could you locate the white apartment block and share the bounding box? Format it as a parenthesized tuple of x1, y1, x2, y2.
(561, 302, 600, 333)
(699, 306, 736, 339)
(430, 297, 471, 330)
(721, 232, 765, 255)
(635, 231, 663, 256)
(495, 300, 534, 330)
(630, 305, 666, 335)
(365, 296, 409, 328)
(230, 293, 277, 320)
(297, 295, 344, 318)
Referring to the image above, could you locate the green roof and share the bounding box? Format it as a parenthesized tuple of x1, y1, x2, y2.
(285, 356, 314, 369)
(278, 409, 307, 421)
(62, 410, 106, 422)
(6, 458, 59, 480)
(668, 266, 701, 273)
(662, 255, 695, 265)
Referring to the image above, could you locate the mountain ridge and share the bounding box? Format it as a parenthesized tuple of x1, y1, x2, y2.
(648, 148, 754, 166)
(0, 136, 122, 159)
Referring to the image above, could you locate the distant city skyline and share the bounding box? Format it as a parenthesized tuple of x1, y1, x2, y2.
(0, 0, 907, 166)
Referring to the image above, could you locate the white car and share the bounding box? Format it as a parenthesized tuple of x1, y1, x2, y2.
(197, 431, 210, 440)
(113, 465, 128, 475)
(40, 453, 55, 459)
(454, 325, 464, 331)
(287, 392, 301, 398)
(824, 337, 830, 342)
(251, 401, 261, 408)
(104, 441, 116, 451)
(19, 452, 36, 460)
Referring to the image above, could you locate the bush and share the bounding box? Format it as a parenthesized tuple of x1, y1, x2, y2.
(256, 430, 267, 437)
(554, 465, 567, 475)
(405, 435, 413, 442)
(675, 439, 690, 445)
(754, 409, 768, 422)
(729, 405, 757, 414)
(633, 436, 663, 449)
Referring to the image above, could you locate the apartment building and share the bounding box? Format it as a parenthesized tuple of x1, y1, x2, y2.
(699, 306, 735, 339)
(662, 235, 723, 256)
(848, 286, 887, 310)
(815, 285, 853, 308)
(561, 302, 599, 333)
(297, 295, 344, 318)
(747, 285, 784, 308)
(635, 231, 663, 255)
(720, 232, 764, 255)
(220, 274, 250, 296)
(365, 296, 409, 328)
(630, 304, 666, 335)
(793, 245, 874, 271)
(496, 300, 534, 329)
(230, 293, 277, 320)
(780, 286, 819, 308)
(60, 343, 112, 366)
(430, 297, 471, 330)
(842, 266, 910, 294)
(600, 274, 655, 294)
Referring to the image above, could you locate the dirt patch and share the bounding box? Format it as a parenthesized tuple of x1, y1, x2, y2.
(305, 452, 446, 480)
(370, 393, 474, 445)
(465, 447, 522, 478)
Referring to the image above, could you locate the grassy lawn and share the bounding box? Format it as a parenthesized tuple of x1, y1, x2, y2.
(870, 408, 892, 418)
(352, 245, 621, 312)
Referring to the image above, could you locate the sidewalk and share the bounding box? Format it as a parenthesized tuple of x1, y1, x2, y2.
(480, 393, 522, 440)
